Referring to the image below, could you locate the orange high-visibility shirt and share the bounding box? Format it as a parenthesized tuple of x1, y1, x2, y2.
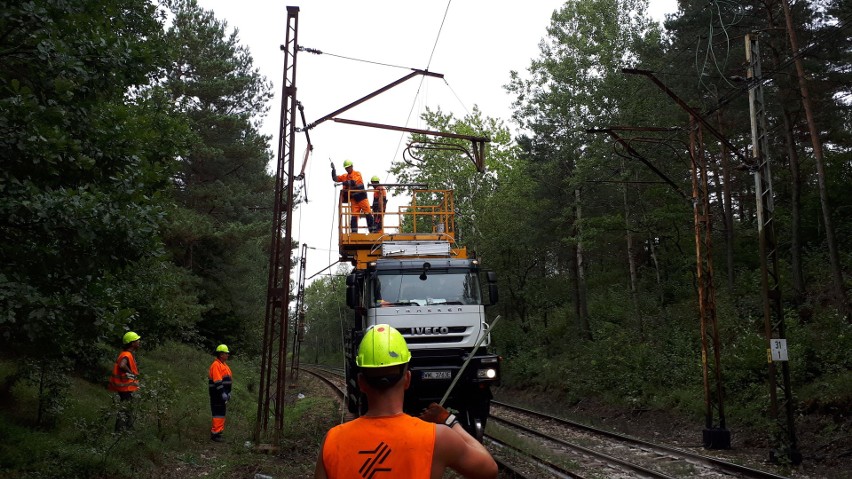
(108, 351, 139, 392)
(208, 358, 233, 394)
(336, 170, 368, 202)
(322, 413, 435, 479)
(372, 184, 387, 211)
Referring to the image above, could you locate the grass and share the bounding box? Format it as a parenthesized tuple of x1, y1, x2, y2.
(0, 343, 334, 479)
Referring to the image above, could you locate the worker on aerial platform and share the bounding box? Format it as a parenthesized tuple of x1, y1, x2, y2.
(370, 175, 387, 233)
(331, 160, 376, 233)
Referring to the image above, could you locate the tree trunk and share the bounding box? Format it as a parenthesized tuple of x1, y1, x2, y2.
(573, 189, 592, 340)
(715, 110, 736, 291)
(780, 107, 806, 306)
(781, 0, 850, 320)
(624, 164, 644, 338)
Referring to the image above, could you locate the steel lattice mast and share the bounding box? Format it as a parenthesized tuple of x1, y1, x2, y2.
(746, 33, 800, 465)
(255, 5, 300, 445)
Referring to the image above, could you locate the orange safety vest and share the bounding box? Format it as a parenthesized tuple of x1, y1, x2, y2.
(372, 184, 387, 211)
(208, 358, 233, 394)
(336, 170, 368, 202)
(108, 350, 139, 392)
(322, 413, 435, 479)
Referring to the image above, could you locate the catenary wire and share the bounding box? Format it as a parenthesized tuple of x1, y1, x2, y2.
(298, 46, 413, 71)
(425, 0, 453, 70)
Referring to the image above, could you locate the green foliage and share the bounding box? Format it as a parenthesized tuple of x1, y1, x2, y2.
(0, 342, 282, 478)
(159, 0, 275, 355)
(0, 0, 188, 364)
(301, 270, 349, 365)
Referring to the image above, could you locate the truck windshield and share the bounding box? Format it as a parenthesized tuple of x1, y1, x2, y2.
(370, 271, 481, 307)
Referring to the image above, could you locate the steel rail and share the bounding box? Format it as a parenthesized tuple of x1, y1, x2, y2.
(486, 435, 585, 479)
(489, 414, 677, 479)
(493, 400, 790, 479)
(300, 366, 345, 402)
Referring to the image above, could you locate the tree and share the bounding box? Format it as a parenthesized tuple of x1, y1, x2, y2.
(0, 0, 185, 362)
(506, 0, 667, 339)
(160, 0, 275, 353)
(301, 270, 348, 364)
(389, 106, 515, 242)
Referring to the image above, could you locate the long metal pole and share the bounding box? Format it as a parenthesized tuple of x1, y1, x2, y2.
(746, 33, 800, 465)
(255, 6, 299, 445)
(439, 316, 501, 406)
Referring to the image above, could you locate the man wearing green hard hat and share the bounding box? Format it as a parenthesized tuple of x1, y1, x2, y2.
(331, 159, 377, 233)
(108, 331, 141, 432)
(314, 324, 497, 479)
(208, 344, 233, 442)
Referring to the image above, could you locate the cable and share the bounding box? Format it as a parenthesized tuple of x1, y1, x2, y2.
(443, 78, 471, 117)
(426, 0, 453, 70)
(328, 185, 337, 271)
(706, 9, 852, 116)
(298, 46, 413, 71)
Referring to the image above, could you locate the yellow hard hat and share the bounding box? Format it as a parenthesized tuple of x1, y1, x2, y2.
(122, 331, 141, 345)
(371, 176, 380, 183)
(356, 324, 411, 368)
(216, 344, 230, 353)
(343, 160, 353, 168)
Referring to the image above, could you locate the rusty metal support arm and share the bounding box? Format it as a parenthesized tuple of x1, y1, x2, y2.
(587, 128, 689, 199)
(334, 118, 489, 172)
(621, 68, 749, 165)
(303, 69, 444, 131)
(296, 102, 313, 181)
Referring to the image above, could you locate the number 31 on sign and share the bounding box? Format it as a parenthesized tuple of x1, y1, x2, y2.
(770, 339, 788, 362)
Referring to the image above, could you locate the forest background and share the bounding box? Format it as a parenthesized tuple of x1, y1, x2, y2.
(1, 0, 850, 476)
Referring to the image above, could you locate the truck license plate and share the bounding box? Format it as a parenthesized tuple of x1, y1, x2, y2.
(422, 370, 452, 380)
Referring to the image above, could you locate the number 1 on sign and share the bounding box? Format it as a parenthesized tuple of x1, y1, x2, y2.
(770, 339, 788, 362)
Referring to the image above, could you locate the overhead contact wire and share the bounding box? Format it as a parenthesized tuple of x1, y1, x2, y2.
(391, 0, 456, 167)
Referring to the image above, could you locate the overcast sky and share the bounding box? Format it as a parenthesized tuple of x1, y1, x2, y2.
(196, 0, 678, 281)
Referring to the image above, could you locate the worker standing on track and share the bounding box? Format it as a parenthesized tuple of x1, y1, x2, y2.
(314, 324, 498, 479)
(331, 160, 376, 233)
(208, 344, 233, 442)
(108, 331, 141, 432)
(370, 175, 387, 233)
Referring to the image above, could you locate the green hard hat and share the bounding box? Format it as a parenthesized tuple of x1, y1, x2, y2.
(356, 324, 411, 368)
(343, 160, 353, 168)
(371, 176, 380, 183)
(216, 344, 230, 353)
(122, 331, 141, 345)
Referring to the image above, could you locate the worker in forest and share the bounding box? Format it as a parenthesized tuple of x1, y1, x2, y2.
(370, 175, 387, 232)
(208, 344, 233, 442)
(331, 160, 376, 233)
(108, 331, 141, 432)
(314, 324, 498, 479)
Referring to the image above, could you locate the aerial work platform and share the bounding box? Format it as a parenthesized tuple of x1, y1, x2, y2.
(338, 189, 468, 268)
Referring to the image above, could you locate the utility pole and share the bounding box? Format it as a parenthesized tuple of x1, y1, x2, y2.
(589, 125, 729, 448)
(255, 5, 300, 446)
(746, 33, 800, 465)
(689, 118, 729, 449)
(290, 243, 308, 386)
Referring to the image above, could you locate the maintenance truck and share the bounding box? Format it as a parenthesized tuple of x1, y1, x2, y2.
(339, 187, 500, 440)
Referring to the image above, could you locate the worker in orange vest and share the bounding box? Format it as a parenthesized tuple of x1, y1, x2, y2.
(370, 175, 387, 233)
(108, 331, 141, 432)
(314, 325, 497, 479)
(331, 160, 376, 233)
(208, 344, 233, 442)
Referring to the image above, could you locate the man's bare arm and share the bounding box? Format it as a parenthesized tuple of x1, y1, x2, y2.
(433, 424, 498, 479)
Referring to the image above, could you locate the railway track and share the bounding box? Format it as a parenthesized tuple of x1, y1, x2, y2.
(299, 366, 789, 479)
(489, 401, 789, 479)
